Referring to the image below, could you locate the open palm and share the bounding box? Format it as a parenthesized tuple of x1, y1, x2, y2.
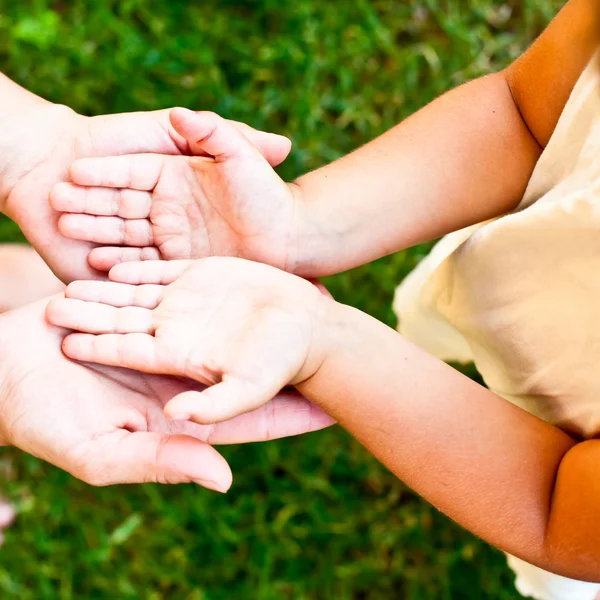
(1, 102, 291, 284)
(0, 298, 334, 490)
(50, 109, 300, 273)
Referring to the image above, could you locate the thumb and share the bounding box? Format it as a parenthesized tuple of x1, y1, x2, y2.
(82, 431, 233, 492)
(170, 107, 290, 165)
(228, 119, 292, 167)
(170, 107, 255, 160)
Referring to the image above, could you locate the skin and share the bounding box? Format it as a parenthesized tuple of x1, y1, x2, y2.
(0, 245, 45, 544)
(52, 107, 301, 273)
(0, 75, 334, 491)
(53, 2, 600, 280)
(0, 245, 63, 313)
(46, 259, 327, 422)
(0, 73, 292, 284)
(47, 0, 600, 583)
(43, 255, 597, 581)
(51, 88, 540, 277)
(0, 296, 333, 491)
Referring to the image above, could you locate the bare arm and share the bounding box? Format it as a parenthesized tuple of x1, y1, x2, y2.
(296, 5, 600, 575)
(293, 73, 541, 275)
(45, 253, 600, 577)
(0, 73, 49, 111)
(0, 74, 53, 202)
(298, 302, 598, 581)
(291, 0, 600, 277)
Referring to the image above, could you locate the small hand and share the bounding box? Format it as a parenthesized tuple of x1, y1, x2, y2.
(46, 258, 333, 424)
(1, 297, 334, 490)
(51, 109, 303, 274)
(1, 100, 291, 283)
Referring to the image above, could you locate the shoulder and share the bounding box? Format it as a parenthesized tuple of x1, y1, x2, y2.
(504, 0, 600, 147)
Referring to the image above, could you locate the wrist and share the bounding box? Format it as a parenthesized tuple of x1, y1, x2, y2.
(285, 178, 337, 278)
(295, 300, 398, 413)
(0, 73, 50, 116)
(0, 102, 81, 216)
(293, 295, 349, 388)
(284, 181, 311, 275)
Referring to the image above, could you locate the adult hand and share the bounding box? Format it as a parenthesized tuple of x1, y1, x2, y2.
(0, 298, 334, 490)
(51, 108, 301, 273)
(0, 75, 292, 284)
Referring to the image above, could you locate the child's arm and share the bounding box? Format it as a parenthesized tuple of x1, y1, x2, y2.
(46, 258, 600, 581)
(297, 303, 595, 581)
(52, 0, 600, 277)
(293, 0, 600, 275)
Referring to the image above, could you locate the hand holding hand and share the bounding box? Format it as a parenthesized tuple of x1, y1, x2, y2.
(51, 109, 306, 274)
(46, 258, 335, 424)
(1, 297, 333, 490)
(0, 94, 291, 283)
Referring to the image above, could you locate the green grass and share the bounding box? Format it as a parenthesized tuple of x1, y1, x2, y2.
(0, 1, 562, 598)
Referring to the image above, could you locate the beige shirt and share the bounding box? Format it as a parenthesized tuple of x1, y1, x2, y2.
(393, 54, 600, 599)
(394, 52, 600, 440)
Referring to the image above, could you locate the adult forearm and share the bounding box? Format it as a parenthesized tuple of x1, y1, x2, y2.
(298, 303, 579, 573)
(0, 73, 53, 207)
(292, 72, 541, 276)
(0, 73, 49, 115)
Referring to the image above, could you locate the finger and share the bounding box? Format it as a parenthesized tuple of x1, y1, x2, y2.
(164, 376, 282, 425)
(62, 332, 161, 372)
(109, 260, 194, 285)
(170, 108, 257, 160)
(70, 154, 166, 190)
(86, 109, 186, 156)
(50, 183, 152, 219)
(84, 431, 232, 491)
(58, 214, 154, 247)
(66, 280, 164, 309)
(163, 107, 291, 167)
(192, 391, 336, 445)
(46, 298, 154, 334)
(228, 120, 292, 167)
(88, 246, 161, 272)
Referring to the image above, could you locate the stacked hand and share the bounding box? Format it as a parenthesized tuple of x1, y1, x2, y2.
(50, 108, 307, 275)
(0, 87, 335, 492)
(1, 99, 292, 283)
(1, 298, 333, 490)
(46, 258, 334, 426)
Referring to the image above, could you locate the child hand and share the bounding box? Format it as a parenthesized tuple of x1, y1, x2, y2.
(45, 258, 333, 424)
(50, 109, 303, 274)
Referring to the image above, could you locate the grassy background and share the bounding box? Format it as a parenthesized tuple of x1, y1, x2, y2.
(0, 1, 562, 598)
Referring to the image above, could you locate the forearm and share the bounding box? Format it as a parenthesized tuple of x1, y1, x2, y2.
(0, 73, 49, 116)
(297, 302, 593, 577)
(0, 72, 52, 206)
(291, 72, 541, 276)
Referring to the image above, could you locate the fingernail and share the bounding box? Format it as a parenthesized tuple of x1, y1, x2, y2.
(194, 479, 229, 494)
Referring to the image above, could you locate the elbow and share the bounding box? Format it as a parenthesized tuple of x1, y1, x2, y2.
(539, 441, 600, 582)
(501, 66, 545, 152)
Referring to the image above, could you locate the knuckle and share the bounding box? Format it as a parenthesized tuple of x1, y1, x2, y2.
(111, 188, 122, 215)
